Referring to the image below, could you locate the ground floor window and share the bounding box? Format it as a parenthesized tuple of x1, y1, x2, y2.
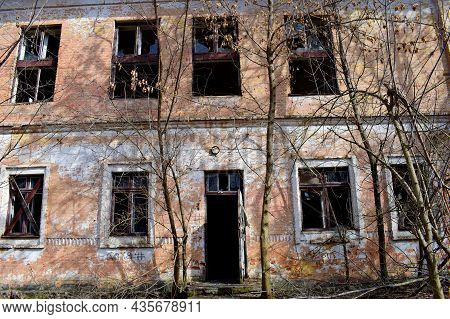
(299, 167, 353, 230)
(111, 172, 149, 236)
(3, 175, 44, 237)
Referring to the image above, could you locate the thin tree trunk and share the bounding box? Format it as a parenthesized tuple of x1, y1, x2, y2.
(386, 96, 444, 298)
(430, 0, 450, 90)
(158, 132, 182, 297)
(171, 165, 188, 286)
(152, 0, 182, 298)
(260, 0, 275, 299)
(334, 16, 389, 280)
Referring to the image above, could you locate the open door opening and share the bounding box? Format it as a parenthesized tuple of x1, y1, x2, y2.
(205, 171, 247, 283)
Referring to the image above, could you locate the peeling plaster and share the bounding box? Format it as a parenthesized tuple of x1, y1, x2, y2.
(0, 249, 43, 262)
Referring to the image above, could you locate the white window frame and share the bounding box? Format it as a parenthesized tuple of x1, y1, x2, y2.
(98, 163, 154, 248)
(18, 29, 48, 61)
(114, 25, 145, 57)
(291, 157, 363, 244)
(0, 166, 50, 248)
(12, 28, 54, 104)
(385, 156, 418, 241)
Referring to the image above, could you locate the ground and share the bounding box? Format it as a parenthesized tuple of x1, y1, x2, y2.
(1, 277, 446, 299)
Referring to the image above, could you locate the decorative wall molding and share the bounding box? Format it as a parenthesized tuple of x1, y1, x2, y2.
(46, 237, 98, 246)
(156, 237, 183, 245)
(249, 234, 293, 243)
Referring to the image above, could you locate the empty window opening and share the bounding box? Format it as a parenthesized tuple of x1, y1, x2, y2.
(205, 171, 246, 282)
(285, 16, 330, 53)
(193, 61, 241, 96)
(112, 22, 158, 99)
(193, 17, 237, 54)
(111, 172, 149, 236)
(113, 63, 158, 99)
(118, 28, 136, 56)
(116, 24, 158, 57)
(13, 26, 60, 103)
(192, 17, 241, 96)
(289, 58, 337, 96)
(299, 167, 353, 230)
(3, 175, 44, 237)
(285, 16, 338, 96)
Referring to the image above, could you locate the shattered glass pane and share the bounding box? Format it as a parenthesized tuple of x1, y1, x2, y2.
(23, 30, 41, 60)
(141, 27, 158, 54)
(207, 173, 218, 192)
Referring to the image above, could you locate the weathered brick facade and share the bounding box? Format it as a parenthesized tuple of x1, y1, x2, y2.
(0, 0, 447, 287)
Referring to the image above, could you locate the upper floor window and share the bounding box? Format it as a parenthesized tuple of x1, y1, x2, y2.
(298, 167, 353, 230)
(111, 172, 149, 236)
(285, 16, 337, 96)
(192, 17, 241, 96)
(111, 22, 158, 99)
(3, 175, 44, 237)
(12, 26, 61, 103)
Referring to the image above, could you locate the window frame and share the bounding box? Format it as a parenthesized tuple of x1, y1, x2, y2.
(291, 158, 362, 244)
(0, 166, 49, 249)
(111, 21, 159, 99)
(285, 16, 338, 97)
(192, 16, 239, 59)
(204, 170, 244, 195)
(99, 163, 154, 248)
(4, 174, 44, 237)
(298, 168, 353, 231)
(111, 171, 149, 236)
(192, 16, 242, 97)
(11, 26, 60, 104)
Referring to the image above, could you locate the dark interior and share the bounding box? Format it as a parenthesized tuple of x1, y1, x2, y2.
(289, 58, 337, 96)
(193, 60, 241, 96)
(206, 194, 240, 282)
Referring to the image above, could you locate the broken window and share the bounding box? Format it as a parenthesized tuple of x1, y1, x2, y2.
(192, 17, 241, 96)
(391, 164, 418, 231)
(285, 16, 337, 96)
(3, 175, 44, 237)
(13, 27, 60, 103)
(205, 171, 243, 193)
(299, 167, 353, 230)
(111, 172, 149, 236)
(111, 22, 158, 99)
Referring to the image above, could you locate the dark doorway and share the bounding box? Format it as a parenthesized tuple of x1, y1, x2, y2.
(205, 171, 246, 283)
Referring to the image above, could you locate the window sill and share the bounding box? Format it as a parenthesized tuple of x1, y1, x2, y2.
(99, 235, 153, 248)
(111, 96, 158, 100)
(193, 94, 242, 97)
(0, 238, 43, 249)
(10, 99, 54, 105)
(392, 230, 417, 241)
(1, 235, 39, 239)
(288, 94, 338, 98)
(297, 229, 359, 244)
(192, 95, 241, 107)
(110, 233, 148, 237)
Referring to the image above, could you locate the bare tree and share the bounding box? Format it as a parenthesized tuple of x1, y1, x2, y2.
(312, 0, 448, 298)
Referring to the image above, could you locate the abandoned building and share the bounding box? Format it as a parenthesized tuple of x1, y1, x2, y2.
(0, 0, 448, 288)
